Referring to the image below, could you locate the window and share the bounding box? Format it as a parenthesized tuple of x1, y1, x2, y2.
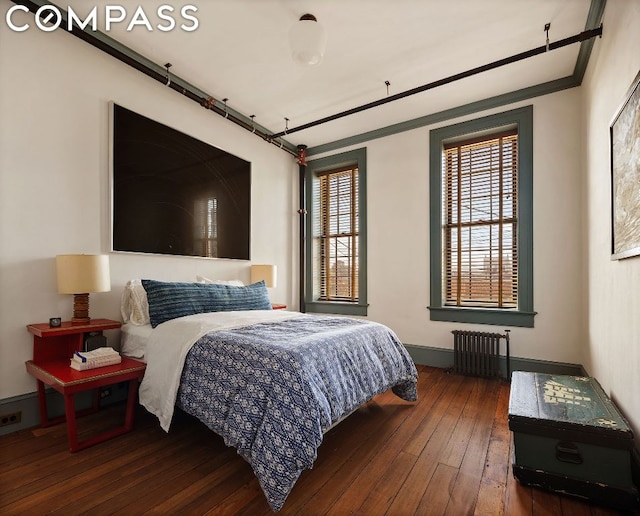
(444, 130, 518, 308)
(429, 106, 535, 327)
(318, 167, 359, 302)
(305, 148, 367, 316)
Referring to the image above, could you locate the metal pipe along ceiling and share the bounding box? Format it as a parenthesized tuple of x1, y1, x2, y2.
(12, 0, 602, 156)
(270, 25, 603, 139)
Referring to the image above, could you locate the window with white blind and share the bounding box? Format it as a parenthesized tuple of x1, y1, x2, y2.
(305, 148, 367, 316)
(429, 106, 535, 327)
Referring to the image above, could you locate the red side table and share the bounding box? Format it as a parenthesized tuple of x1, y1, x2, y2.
(26, 319, 146, 452)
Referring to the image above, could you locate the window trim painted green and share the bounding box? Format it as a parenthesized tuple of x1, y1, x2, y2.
(428, 106, 536, 327)
(305, 148, 368, 316)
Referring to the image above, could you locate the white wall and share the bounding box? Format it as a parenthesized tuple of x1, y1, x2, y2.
(0, 2, 297, 400)
(314, 89, 585, 367)
(581, 0, 640, 433)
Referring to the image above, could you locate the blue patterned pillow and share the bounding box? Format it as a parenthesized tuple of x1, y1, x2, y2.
(142, 279, 272, 328)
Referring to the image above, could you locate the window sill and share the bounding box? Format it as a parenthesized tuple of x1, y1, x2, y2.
(428, 306, 536, 328)
(305, 301, 368, 317)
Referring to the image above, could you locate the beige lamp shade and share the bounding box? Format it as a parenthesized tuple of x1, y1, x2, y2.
(250, 264, 277, 288)
(56, 254, 111, 323)
(56, 254, 111, 293)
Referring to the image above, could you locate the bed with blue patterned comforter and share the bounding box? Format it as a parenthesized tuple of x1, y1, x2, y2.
(141, 312, 417, 511)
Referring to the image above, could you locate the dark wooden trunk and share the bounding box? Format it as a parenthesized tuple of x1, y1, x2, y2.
(508, 371, 639, 511)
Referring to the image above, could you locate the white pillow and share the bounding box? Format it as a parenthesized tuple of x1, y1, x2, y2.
(196, 275, 244, 286)
(120, 279, 150, 326)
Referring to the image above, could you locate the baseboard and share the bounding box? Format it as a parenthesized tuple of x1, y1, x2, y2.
(0, 383, 129, 436)
(404, 344, 584, 378)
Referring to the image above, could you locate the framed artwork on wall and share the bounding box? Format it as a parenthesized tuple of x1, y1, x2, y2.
(610, 70, 640, 260)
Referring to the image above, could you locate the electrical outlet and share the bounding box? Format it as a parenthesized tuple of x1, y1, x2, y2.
(0, 411, 22, 427)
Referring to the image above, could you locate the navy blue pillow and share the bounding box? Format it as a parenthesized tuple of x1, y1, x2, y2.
(142, 279, 272, 328)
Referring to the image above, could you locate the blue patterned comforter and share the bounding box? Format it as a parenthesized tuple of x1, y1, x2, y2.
(175, 314, 418, 511)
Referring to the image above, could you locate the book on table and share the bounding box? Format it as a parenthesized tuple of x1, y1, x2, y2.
(70, 347, 121, 371)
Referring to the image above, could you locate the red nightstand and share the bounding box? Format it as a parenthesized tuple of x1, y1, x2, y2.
(26, 319, 146, 452)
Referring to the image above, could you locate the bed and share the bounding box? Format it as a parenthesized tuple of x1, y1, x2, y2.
(120, 278, 418, 511)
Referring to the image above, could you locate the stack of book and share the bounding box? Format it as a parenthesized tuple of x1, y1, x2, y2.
(70, 347, 121, 371)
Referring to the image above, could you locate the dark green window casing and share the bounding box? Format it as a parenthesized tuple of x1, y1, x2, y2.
(429, 106, 536, 327)
(305, 148, 368, 316)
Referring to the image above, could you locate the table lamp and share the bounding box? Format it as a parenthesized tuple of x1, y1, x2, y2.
(56, 254, 111, 324)
(250, 264, 277, 288)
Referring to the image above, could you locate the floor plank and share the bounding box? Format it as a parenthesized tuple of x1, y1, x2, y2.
(473, 382, 511, 516)
(444, 379, 501, 515)
(417, 463, 458, 516)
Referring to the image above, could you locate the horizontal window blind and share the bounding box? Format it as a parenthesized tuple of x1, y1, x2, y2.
(443, 130, 518, 308)
(318, 167, 359, 302)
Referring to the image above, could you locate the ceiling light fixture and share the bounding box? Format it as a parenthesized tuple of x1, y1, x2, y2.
(289, 13, 326, 66)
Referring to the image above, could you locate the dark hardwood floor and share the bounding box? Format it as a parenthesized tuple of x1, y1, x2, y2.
(0, 366, 632, 515)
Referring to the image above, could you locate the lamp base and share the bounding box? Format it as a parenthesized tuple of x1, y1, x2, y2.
(71, 293, 91, 324)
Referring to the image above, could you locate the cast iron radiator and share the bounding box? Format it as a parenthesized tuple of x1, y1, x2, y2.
(452, 330, 511, 379)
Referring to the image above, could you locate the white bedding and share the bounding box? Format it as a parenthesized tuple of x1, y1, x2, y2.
(138, 310, 304, 432)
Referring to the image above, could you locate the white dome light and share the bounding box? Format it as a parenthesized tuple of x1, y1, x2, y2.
(289, 14, 326, 66)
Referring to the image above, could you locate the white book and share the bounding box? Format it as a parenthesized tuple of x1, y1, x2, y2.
(70, 347, 121, 370)
(70, 355, 121, 371)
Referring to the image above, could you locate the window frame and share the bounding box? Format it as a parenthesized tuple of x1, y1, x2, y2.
(305, 148, 368, 316)
(428, 106, 536, 327)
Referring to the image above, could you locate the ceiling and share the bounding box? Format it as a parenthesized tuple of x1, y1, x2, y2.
(62, 0, 597, 150)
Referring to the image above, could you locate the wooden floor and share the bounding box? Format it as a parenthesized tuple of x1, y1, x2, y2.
(0, 366, 632, 515)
